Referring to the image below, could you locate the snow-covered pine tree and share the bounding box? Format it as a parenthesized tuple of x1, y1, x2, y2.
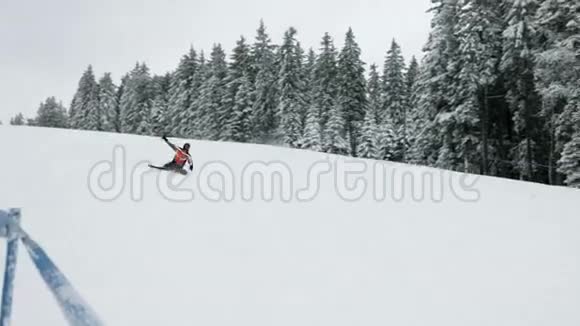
(382, 40, 406, 123)
(227, 36, 253, 93)
(113, 75, 128, 133)
(119, 67, 137, 134)
(535, 0, 580, 184)
(277, 27, 306, 147)
(555, 92, 580, 183)
(69, 65, 99, 130)
(251, 21, 278, 141)
(35, 97, 68, 128)
(359, 64, 382, 159)
(357, 104, 379, 159)
(300, 48, 323, 152)
(9, 113, 25, 126)
(436, 133, 459, 171)
(249, 20, 274, 81)
(511, 138, 539, 180)
(376, 114, 397, 161)
(183, 52, 210, 137)
(382, 39, 407, 161)
(250, 22, 277, 140)
(453, 0, 503, 173)
(405, 56, 419, 94)
(376, 64, 397, 161)
(297, 48, 319, 149)
(135, 102, 153, 135)
(303, 48, 317, 108)
(119, 63, 154, 135)
(404, 57, 420, 155)
(558, 128, 580, 188)
(312, 33, 339, 132)
(337, 28, 367, 156)
(222, 36, 253, 141)
(150, 73, 172, 136)
(191, 44, 228, 140)
(98, 73, 118, 132)
(323, 103, 349, 155)
(166, 47, 200, 137)
(304, 48, 316, 89)
(228, 74, 253, 142)
(408, 0, 460, 167)
(83, 90, 101, 131)
(501, 0, 541, 181)
(294, 41, 308, 137)
(301, 103, 323, 151)
(191, 81, 216, 140)
(367, 64, 382, 123)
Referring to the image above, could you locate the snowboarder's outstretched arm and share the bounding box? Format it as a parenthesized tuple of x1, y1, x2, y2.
(162, 136, 178, 152)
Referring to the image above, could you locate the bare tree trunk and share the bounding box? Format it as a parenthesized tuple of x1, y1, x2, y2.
(549, 124, 554, 185)
(481, 85, 489, 175)
(526, 137, 532, 181)
(348, 123, 357, 157)
(524, 88, 533, 181)
(547, 99, 555, 185)
(402, 103, 407, 162)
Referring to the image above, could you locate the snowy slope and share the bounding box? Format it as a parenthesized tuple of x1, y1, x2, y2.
(0, 125, 579, 326)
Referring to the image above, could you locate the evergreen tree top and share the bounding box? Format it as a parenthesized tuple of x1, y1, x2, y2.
(337, 28, 366, 80)
(230, 36, 252, 73)
(339, 28, 364, 66)
(251, 20, 276, 77)
(255, 20, 272, 45)
(384, 39, 405, 71)
(306, 48, 316, 70)
(368, 64, 381, 97)
(408, 56, 418, 68)
(98, 72, 114, 84)
(78, 65, 97, 88)
(172, 47, 198, 82)
(318, 33, 337, 62)
(209, 44, 228, 77)
(405, 56, 420, 90)
(253, 20, 276, 54)
(321, 33, 335, 51)
(279, 27, 301, 66)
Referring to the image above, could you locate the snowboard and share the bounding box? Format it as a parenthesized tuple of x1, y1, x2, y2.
(148, 164, 188, 175)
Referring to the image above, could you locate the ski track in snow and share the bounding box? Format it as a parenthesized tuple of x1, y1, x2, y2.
(0, 125, 579, 326)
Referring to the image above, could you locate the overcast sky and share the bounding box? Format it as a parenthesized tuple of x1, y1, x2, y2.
(0, 0, 432, 123)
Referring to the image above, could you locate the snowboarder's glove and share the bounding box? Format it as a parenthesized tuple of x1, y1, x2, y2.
(189, 165, 193, 171)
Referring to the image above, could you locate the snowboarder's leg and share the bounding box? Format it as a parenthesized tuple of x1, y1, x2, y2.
(162, 161, 178, 170)
(162, 161, 188, 174)
(149, 160, 188, 174)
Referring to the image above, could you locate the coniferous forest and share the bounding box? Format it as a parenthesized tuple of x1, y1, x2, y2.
(11, 0, 580, 188)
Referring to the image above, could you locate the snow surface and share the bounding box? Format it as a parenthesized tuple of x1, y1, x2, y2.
(1, 125, 579, 326)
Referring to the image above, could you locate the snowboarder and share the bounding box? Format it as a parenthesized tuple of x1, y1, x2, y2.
(149, 136, 193, 175)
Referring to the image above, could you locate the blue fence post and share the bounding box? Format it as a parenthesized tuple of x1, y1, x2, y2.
(21, 234, 104, 326)
(0, 209, 21, 326)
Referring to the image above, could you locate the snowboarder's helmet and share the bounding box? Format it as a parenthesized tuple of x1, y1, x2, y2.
(183, 143, 191, 151)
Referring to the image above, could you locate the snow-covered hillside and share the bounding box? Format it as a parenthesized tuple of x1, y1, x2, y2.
(1, 125, 579, 326)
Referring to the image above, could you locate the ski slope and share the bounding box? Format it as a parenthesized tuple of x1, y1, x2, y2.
(1, 125, 579, 326)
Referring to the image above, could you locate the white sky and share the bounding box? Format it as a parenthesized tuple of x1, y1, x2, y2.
(0, 0, 432, 123)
